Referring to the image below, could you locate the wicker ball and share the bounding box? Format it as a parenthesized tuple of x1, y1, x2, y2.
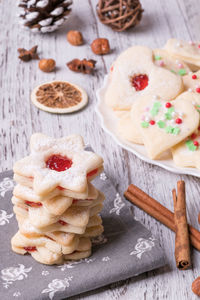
(97, 0, 143, 32)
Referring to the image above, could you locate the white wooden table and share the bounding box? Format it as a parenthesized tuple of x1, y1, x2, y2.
(1, 0, 200, 299)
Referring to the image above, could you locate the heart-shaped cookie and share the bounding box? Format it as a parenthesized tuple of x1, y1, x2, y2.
(133, 92, 199, 159)
(183, 70, 200, 95)
(105, 46, 183, 111)
(172, 93, 200, 168)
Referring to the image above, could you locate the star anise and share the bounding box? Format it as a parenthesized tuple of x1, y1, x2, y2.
(67, 59, 96, 74)
(18, 45, 39, 62)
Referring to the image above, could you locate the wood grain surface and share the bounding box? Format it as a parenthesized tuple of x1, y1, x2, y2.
(1, 0, 200, 299)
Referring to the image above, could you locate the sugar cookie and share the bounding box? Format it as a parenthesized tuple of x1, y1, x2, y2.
(165, 39, 200, 71)
(133, 92, 199, 159)
(105, 46, 183, 111)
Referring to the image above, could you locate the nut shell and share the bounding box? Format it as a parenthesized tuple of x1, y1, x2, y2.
(67, 30, 83, 46)
(91, 38, 110, 55)
(192, 277, 200, 296)
(39, 59, 56, 72)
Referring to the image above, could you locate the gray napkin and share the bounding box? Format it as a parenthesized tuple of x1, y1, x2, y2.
(0, 170, 165, 300)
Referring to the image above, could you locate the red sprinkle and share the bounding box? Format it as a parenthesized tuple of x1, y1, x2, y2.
(131, 74, 149, 91)
(165, 102, 172, 108)
(150, 120, 155, 125)
(191, 133, 197, 139)
(25, 201, 42, 208)
(24, 246, 37, 252)
(110, 66, 114, 72)
(87, 168, 98, 177)
(46, 154, 72, 172)
(198, 45, 200, 48)
(175, 118, 182, 124)
(58, 220, 68, 226)
(192, 74, 197, 79)
(194, 141, 199, 146)
(196, 87, 200, 93)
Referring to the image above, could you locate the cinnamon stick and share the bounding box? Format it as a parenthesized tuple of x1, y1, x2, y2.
(173, 181, 191, 270)
(124, 184, 200, 251)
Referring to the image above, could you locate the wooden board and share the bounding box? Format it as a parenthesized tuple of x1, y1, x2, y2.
(0, 0, 200, 299)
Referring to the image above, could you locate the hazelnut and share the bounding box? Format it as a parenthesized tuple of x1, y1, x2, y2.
(39, 59, 56, 72)
(67, 30, 83, 46)
(192, 277, 200, 296)
(91, 38, 110, 55)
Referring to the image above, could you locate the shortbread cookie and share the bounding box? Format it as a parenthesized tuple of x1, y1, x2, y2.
(13, 192, 104, 229)
(105, 46, 183, 111)
(132, 92, 199, 159)
(165, 39, 200, 70)
(153, 48, 190, 76)
(14, 133, 103, 196)
(183, 71, 200, 96)
(31, 81, 88, 114)
(172, 93, 200, 168)
(117, 111, 143, 144)
(12, 231, 92, 265)
(13, 183, 100, 215)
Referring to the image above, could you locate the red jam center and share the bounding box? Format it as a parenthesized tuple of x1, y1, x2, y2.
(46, 155, 72, 172)
(87, 168, 98, 177)
(25, 200, 42, 208)
(58, 220, 68, 226)
(131, 74, 149, 91)
(24, 246, 36, 252)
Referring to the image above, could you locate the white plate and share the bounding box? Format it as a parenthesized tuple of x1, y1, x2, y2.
(96, 75, 200, 178)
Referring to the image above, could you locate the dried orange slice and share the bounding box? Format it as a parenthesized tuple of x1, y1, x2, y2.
(31, 81, 88, 113)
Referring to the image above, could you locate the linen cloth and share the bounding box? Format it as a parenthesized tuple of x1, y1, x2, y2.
(0, 170, 165, 300)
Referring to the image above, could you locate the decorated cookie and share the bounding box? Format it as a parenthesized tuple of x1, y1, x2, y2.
(31, 81, 88, 114)
(117, 111, 143, 144)
(153, 49, 190, 76)
(172, 93, 200, 168)
(165, 39, 200, 71)
(183, 70, 200, 96)
(132, 92, 199, 159)
(105, 46, 183, 111)
(13, 134, 103, 196)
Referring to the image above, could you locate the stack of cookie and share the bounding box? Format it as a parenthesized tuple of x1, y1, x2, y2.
(11, 133, 104, 265)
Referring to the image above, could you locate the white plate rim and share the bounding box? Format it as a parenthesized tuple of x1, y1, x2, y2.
(95, 75, 200, 178)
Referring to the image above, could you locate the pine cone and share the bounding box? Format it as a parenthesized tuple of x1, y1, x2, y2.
(18, 0, 73, 33)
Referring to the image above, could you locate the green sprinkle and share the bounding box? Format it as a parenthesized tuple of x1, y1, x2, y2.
(170, 70, 176, 74)
(172, 127, 180, 135)
(150, 102, 162, 116)
(157, 120, 165, 128)
(154, 55, 162, 61)
(141, 121, 149, 128)
(196, 105, 200, 108)
(167, 107, 174, 114)
(165, 112, 172, 120)
(165, 126, 174, 134)
(186, 140, 197, 151)
(178, 68, 187, 76)
(165, 106, 174, 120)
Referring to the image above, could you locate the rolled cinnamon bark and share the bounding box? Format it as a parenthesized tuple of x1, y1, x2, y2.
(124, 184, 200, 251)
(173, 181, 191, 270)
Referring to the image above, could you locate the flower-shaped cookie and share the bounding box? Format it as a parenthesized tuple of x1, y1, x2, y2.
(165, 39, 200, 70)
(105, 46, 183, 111)
(132, 92, 199, 159)
(13, 133, 103, 196)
